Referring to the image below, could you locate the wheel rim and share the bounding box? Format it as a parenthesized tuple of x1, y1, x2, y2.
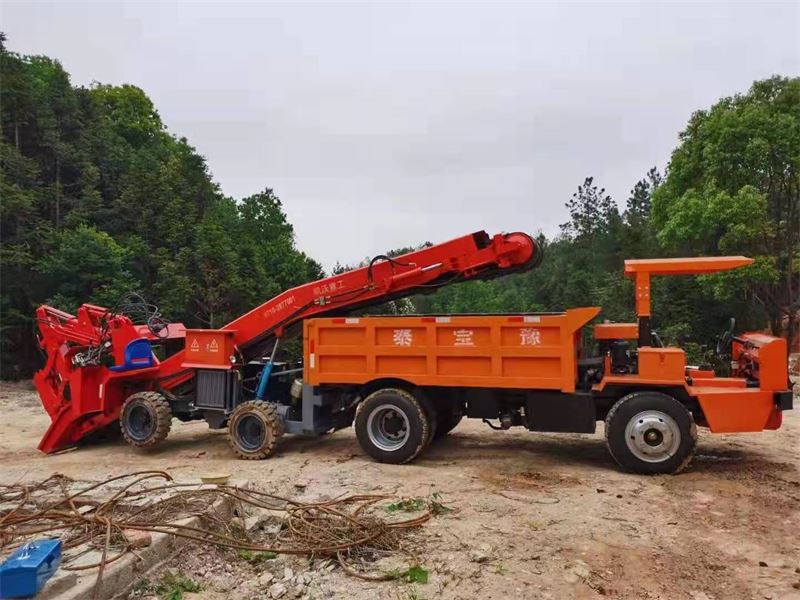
(624, 410, 681, 463)
(366, 404, 410, 452)
(127, 405, 154, 441)
(236, 414, 266, 451)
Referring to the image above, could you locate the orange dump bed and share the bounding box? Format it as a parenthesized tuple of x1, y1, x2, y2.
(304, 307, 600, 393)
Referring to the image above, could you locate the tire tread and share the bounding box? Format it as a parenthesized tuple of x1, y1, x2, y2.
(355, 388, 429, 464)
(605, 391, 697, 475)
(120, 391, 172, 449)
(227, 400, 283, 460)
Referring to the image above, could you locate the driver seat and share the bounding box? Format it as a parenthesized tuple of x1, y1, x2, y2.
(110, 338, 155, 372)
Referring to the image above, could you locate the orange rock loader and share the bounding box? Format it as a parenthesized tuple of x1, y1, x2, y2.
(33, 231, 792, 473)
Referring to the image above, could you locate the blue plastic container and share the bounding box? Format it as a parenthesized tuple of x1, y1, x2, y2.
(0, 539, 62, 599)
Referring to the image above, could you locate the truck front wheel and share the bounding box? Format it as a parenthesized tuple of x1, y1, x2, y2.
(605, 391, 697, 475)
(355, 388, 430, 464)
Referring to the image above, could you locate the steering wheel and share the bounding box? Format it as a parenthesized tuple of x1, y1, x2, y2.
(716, 317, 736, 358)
(147, 315, 170, 339)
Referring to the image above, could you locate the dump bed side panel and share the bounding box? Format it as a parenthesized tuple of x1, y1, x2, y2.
(304, 308, 600, 393)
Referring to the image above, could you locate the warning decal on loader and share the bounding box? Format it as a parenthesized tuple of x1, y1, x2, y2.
(182, 329, 235, 368)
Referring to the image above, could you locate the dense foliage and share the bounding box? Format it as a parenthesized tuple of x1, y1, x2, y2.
(401, 171, 756, 364)
(402, 77, 799, 360)
(652, 76, 799, 348)
(0, 38, 322, 377)
(1, 35, 797, 378)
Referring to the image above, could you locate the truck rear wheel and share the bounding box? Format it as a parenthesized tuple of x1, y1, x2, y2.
(355, 388, 430, 464)
(120, 391, 172, 449)
(227, 400, 284, 460)
(605, 391, 697, 475)
(418, 395, 438, 447)
(434, 404, 464, 439)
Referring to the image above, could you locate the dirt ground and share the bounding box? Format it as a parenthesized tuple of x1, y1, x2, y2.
(1, 380, 798, 600)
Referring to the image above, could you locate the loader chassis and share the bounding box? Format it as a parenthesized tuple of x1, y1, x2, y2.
(32, 232, 793, 474)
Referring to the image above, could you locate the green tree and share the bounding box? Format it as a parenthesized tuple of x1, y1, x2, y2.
(192, 201, 244, 327)
(0, 38, 326, 377)
(622, 167, 662, 259)
(652, 76, 800, 348)
(236, 189, 324, 308)
(561, 176, 619, 239)
(37, 225, 141, 309)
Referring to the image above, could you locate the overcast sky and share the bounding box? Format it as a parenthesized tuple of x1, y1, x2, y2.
(3, 1, 798, 270)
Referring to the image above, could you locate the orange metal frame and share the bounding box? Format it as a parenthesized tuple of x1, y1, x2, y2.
(598, 256, 784, 433)
(624, 256, 753, 317)
(594, 322, 638, 340)
(308, 255, 789, 436)
(305, 308, 600, 393)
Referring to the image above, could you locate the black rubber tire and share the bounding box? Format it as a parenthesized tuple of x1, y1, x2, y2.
(605, 391, 697, 475)
(120, 391, 172, 449)
(227, 400, 284, 460)
(433, 404, 464, 440)
(354, 388, 430, 464)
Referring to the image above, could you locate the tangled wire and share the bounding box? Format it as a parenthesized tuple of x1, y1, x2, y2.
(108, 292, 170, 339)
(65, 292, 170, 367)
(0, 472, 435, 598)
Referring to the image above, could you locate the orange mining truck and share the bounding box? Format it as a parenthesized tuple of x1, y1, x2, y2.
(303, 257, 793, 474)
(34, 227, 793, 474)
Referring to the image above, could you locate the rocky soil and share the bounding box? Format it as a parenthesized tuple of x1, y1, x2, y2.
(1, 381, 798, 600)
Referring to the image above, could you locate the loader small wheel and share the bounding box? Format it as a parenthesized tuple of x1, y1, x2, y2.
(227, 400, 283, 460)
(120, 392, 172, 449)
(355, 388, 429, 464)
(605, 391, 697, 475)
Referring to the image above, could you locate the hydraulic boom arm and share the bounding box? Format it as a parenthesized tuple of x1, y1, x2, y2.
(230, 231, 536, 355)
(155, 231, 540, 385)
